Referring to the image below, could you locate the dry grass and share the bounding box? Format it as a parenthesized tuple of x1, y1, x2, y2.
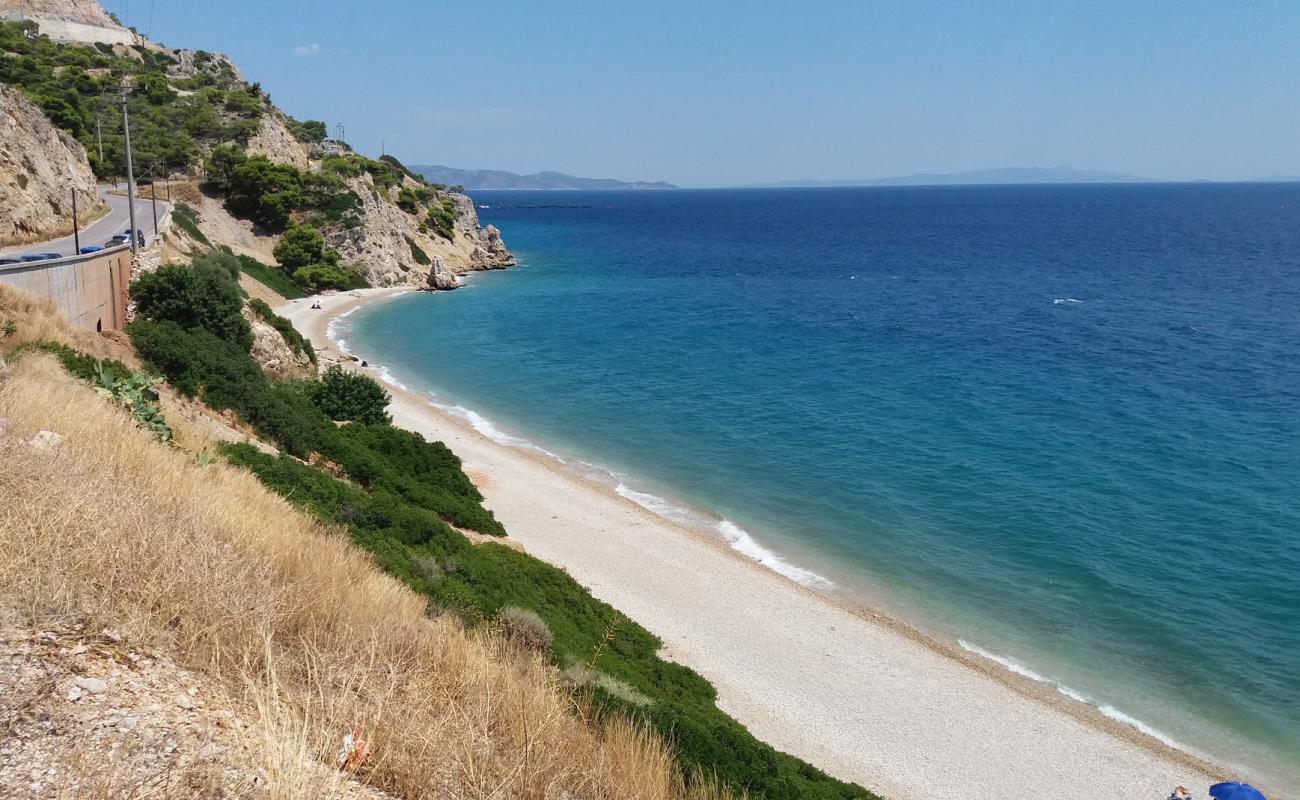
(0, 333, 733, 798)
(0, 283, 136, 365)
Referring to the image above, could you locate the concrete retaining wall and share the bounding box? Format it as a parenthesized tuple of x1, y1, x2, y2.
(0, 245, 132, 331)
(0, 12, 137, 46)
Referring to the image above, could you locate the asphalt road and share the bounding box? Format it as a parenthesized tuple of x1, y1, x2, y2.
(1, 185, 171, 261)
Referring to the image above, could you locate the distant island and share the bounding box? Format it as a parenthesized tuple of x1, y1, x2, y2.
(753, 166, 1150, 188)
(412, 165, 677, 191)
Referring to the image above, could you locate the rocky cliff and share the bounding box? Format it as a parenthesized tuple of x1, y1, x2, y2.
(0, 0, 134, 44)
(325, 166, 514, 289)
(0, 84, 100, 246)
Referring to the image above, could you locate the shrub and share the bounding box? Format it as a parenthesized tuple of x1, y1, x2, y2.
(500, 606, 554, 654)
(171, 203, 211, 247)
(274, 224, 336, 270)
(291, 263, 365, 293)
(287, 117, 327, 143)
(405, 235, 431, 265)
(309, 365, 390, 425)
(203, 144, 247, 193)
(225, 154, 303, 228)
(131, 261, 251, 350)
(427, 199, 457, 241)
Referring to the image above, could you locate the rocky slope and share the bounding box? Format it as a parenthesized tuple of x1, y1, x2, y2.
(324, 165, 513, 289)
(0, 84, 100, 246)
(0, 0, 118, 26)
(0, 0, 134, 45)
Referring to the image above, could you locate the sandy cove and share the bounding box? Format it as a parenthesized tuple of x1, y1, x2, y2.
(282, 287, 1229, 800)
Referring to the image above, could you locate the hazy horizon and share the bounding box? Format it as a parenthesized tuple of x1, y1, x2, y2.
(143, 1, 1300, 187)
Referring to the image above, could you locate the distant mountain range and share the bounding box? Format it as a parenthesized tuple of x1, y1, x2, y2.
(752, 166, 1151, 188)
(411, 165, 677, 191)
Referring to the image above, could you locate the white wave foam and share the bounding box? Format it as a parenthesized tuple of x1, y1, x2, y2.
(958, 639, 1049, 683)
(325, 306, 361, 354)
(1098, 705, 1187, 751)
(614, 485, 834, 589)
(615, 483, 706, 527)
(431, 400, 565, 462)
(1052, 298, 1083, 305)
(373, 365, 408, 391)
(717, 520, 835, 589)
(958, 640, 1192, 752)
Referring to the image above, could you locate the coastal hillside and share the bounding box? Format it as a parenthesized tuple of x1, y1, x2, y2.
(0, 84, 101, 245)
(0, 12, 510, 290)
(413, 164, 678, 190)
(0, 2, 873, 798)
(0, 285, 732, 799)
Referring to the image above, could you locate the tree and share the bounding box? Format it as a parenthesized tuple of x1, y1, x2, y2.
(309, 365, 391, 425)
(225, 154, 303, 228)
(205, 144, 247, 193)
(289, 118, 327, 144)
(291, 264, 356, 293)
(274, 224, 337, 270)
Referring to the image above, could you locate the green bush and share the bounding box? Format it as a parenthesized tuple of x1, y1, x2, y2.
(224, 154, 303, 229)
(274, 224, 336, 270)
(309, 365, 390, 425)
(171, 203, 211, 247)
(131, 261, 251, 350)
(427, 199, 457, 241)
(287, 117, 327, 143)
(291, 263, 366, 293)
(405, 235, 431, 266)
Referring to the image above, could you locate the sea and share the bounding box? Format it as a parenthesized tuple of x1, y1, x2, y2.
(338, 184, 1300, 791)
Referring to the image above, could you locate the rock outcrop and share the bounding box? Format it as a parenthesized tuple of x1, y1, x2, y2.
(0, 85, 100, 246)
(0, 0, 136, 45)
(246, 110, 310, 170)
(243, 306, 311, 378)
(325, 170, 514, 289)
(426, 255, 459, 290)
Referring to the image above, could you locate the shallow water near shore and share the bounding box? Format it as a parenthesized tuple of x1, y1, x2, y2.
(342, 185, 1300, 790)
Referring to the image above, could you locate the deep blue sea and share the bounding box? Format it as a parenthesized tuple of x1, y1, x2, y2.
(343, 185, 1300, 790)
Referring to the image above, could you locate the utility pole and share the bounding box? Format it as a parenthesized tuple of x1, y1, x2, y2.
(150, 180, 158, 235)
(95, 114, 104, 165)
(121, 88, 138, 254)
(71, 189, 80, 254)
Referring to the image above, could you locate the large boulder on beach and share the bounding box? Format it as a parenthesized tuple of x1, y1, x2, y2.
(426, 255, 460, 290)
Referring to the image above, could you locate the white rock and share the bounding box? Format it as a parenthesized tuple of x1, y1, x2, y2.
(26, 430, 63, 452)
(73, 676, 108, 694)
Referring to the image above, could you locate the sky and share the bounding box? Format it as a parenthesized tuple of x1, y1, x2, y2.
(126, 0, 1300, 187)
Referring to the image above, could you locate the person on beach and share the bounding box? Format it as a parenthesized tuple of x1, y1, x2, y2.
(1170, 787, 1192, 800)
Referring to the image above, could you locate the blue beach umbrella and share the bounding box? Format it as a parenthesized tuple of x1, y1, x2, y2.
(1209, 782, 1266, 800)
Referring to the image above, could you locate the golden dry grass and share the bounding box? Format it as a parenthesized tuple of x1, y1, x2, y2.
(0, 313, 732, 798)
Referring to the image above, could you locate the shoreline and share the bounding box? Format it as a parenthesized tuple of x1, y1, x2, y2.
(283, 286, 1237, 799)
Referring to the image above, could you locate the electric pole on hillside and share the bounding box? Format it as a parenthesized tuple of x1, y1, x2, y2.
(121, 86, 138, 254)
(96, 114, 103, 164)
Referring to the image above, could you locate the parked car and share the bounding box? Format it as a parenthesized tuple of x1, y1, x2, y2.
(20, 253, 61, 262)
(0, 258, 21, 265)
(106, 235, 129, 247)
(79, 245, 104, 254)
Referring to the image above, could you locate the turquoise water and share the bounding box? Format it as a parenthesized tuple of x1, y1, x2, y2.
(343, 185, 1300, 790)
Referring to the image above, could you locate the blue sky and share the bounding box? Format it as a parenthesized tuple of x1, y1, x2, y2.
(131, 0, 1300, 186)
